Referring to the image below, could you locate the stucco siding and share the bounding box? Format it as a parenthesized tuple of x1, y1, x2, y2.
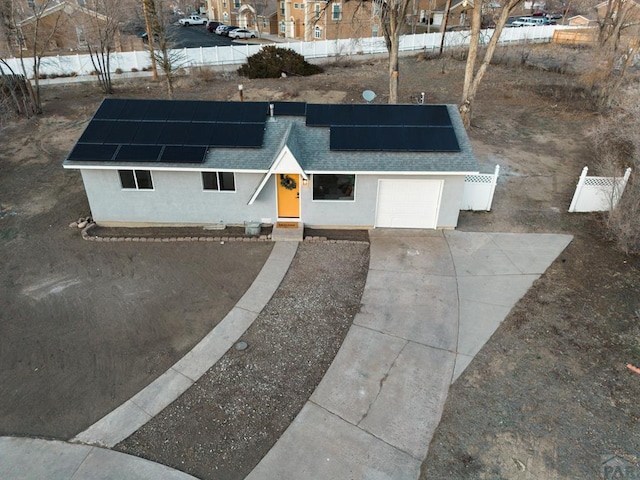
(80, 170, 465, 228)
(81, 169, 275, 226)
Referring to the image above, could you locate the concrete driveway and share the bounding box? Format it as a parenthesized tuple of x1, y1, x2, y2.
(247, 229, 572, 479)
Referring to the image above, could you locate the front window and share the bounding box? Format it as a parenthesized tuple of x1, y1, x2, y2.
(280, 20, 286, 32)
(202, 172, 236, 191)
(280, 1, 285, 14)
(332, 3, 341, 20)
(234, 0, 240, 8)
(313, 174, 355, 201)
(294, 2, 298, 7)
(119, 170, 154, 190)
(372, 24, 379, 37)
(315, 3, 321, 18)
(223, 11, 229, 21)
(314, 25, 322, 38)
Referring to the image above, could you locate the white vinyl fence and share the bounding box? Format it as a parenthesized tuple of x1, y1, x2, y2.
(568, 166, 632, 213)
(462, 165, 500, 211)
(1, 25, 567, 79)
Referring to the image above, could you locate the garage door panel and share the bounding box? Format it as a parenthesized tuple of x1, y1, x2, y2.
(376, 179, 442, 229)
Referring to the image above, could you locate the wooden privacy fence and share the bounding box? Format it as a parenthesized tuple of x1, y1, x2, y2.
(568, 166, 632, 213)
(461, 165, 500, 211)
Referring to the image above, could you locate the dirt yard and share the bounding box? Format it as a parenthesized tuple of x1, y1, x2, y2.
(1, 43, 638, 478)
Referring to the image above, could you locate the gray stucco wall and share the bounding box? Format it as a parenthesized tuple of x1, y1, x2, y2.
(81, 169, 465, 229)
(81, 169, 276, 226)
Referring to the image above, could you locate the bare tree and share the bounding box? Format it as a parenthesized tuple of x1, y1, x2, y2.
(459, 0, 522, 127)
(13, 0, 68, 113)
(583, 0, 640, 110)
(588, 89, 640, 254)
(143, 0, 186, 97)
(84, 0, 125, 94)
(376, 0, 412, 103)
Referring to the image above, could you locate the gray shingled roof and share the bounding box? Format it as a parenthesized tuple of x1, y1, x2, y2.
(205, 104, 477, 173)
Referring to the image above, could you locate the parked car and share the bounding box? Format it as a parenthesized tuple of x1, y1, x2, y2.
(510, 16, 551, 26)
(178, 15, 207, 26)
(215, 24, 227, 34)
(207, 21, 221, 32)
(228, 28, 257, 39)
(219, 25, 240, 36)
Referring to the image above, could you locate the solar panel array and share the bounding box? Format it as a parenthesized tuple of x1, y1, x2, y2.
(306, 103, 460, 152)
(68, 99, 270, 164)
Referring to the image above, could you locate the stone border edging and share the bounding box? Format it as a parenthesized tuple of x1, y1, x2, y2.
(80, 223, 369, 245)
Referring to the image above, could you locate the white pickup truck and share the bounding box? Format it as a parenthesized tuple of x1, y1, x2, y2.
(179, 15, 207, 26)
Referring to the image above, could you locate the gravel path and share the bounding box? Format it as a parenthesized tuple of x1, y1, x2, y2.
(115, 241, 370, 480)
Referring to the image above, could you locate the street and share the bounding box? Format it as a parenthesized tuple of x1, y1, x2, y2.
(167, 22, 234, 48)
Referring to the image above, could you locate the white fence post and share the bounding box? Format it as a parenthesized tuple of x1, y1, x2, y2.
(486, 164, 500, 210)
(568, 166, 588, 212)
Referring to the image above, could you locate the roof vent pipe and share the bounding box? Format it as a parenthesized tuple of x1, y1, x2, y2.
(269, 104, 274, 117)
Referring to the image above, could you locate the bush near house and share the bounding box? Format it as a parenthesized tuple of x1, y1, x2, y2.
(238, 46, 323, 78)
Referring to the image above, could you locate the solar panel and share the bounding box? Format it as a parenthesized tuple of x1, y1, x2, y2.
(104, 121, 140, 144)
(79, 120, 113, 143)
(143, 100, 171, 121)
(240, 102, 269, 123)
(209, 124, 238, 147)
(192, 102, 219, 122)
(115, 145, 162, 162)
(235, 123, 265, 147)
(272, 102, 306, 116)
(132, 122, 164, 145)
(161, 146, 207, 163)
(306, 104, 332, 126)
(119, 99, 148, 120)
(184, 123, 214, 146)
(160, 122, 191, 145)
(68, 143, 118, 161)
(169, 101, 197, 121)
(330, 126, 460, 152)
(94, 98, 126, 120)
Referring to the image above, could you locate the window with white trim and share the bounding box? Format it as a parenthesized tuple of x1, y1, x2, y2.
(202, 172, 236, 191)
(280, 20, 286, 32)
(314, 3, 321, 18)
(234, 0, 240, 8)
(280, 1, 285, 14)
(332, 3, 341, 20)
(372, 24, 379, 37)
(314, 25, 322, 38)
(223, 11, 229, 21)
(119, 170, 154, 190)
(313, 174, 354, 201)
(293, 2, 298, 8)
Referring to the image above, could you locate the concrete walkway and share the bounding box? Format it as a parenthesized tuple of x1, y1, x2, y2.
(246, 230, 572, 479)
(0, 231, 572, 480)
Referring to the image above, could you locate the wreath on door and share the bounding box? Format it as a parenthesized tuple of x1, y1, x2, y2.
(280, 175, 297, 190)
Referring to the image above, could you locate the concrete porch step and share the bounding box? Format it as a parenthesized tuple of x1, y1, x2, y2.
(271, 221, 304, 242)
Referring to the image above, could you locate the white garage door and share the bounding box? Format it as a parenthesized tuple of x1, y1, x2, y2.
(375, 179, 443, 228)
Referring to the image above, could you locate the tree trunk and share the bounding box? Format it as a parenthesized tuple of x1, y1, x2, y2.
(460, 0, 522, 128)
(389, 35, 399, 103)
(459, 0, 481, 127)
(439, 0, 453, 54)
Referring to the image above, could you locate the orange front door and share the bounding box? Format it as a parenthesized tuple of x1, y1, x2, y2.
(277, 174, 300, 218)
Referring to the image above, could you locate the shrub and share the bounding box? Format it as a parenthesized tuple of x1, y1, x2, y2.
(588, 90, 640, 254)
(238, 46, 323, 79)
(131, 67, 139, 72)
(115, 68, 123, 74)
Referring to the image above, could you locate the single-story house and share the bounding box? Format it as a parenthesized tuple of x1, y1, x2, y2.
(63, 99, 478, 230)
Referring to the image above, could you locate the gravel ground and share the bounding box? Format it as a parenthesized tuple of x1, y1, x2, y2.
(115, 241, 370, 480)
